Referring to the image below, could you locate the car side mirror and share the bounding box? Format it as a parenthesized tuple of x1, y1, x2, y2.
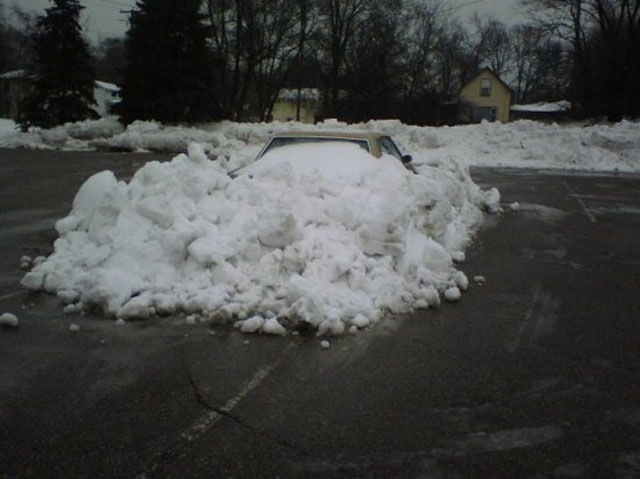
(401, 154, 412, 164)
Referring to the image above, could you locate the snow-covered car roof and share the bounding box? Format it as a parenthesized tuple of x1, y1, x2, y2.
(230, 130, 413, 177)
(257, 130, 396, 159)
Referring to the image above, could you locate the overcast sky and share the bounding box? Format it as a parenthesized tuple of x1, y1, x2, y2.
(13, 0, 524, 45)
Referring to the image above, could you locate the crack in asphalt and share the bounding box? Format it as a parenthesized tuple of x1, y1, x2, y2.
(185, 371, 314, 459)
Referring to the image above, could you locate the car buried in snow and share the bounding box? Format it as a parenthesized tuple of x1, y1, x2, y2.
(229, 131, 415, 177)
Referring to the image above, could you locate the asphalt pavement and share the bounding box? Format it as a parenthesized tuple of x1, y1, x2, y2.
(1, 149, 639, 478)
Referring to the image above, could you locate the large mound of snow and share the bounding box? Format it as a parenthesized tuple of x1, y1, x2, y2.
(21, 142, 498, 333)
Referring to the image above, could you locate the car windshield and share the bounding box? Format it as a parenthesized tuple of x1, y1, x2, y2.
(260, 136, 370, 158)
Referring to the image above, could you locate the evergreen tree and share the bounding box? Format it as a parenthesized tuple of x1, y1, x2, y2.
(19, 0, 96, 130)
(119, 0, 223, 124)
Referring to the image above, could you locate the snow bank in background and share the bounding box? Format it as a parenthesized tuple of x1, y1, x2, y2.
(2, 116, 638, 172)
(0, 117, 124, 150)
(511, 100, 571, 113)
(0, 118, 19, 139)
(347, 118, 640, 173)
(21, 142, 497, 333)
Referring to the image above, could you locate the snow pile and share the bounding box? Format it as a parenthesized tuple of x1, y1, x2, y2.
(2, 116, 639, 172)
(21, 142, 498, 333)
(511, 101, 571, 113)
(351, 118, 640, 173)
(90, 117, 639, 173)
(0, 117, 124, 150)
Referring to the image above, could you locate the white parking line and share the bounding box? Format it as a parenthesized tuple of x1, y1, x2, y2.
(563, 181, 596, 223)
(140, 342, 295, 476)
(182, 359, 279, 442)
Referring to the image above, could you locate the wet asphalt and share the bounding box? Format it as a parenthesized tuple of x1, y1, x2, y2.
(0, 148, 639, 478)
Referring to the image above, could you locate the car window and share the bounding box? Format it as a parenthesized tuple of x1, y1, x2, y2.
(378, 136, 403, 160)
(261, 137, 371, 158)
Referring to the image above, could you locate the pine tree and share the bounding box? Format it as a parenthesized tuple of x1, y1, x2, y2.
(118, 0, 223, 124)
(19, 0, 96, 130)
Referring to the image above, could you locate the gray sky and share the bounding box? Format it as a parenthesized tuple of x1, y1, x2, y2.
(13, 0, 524, 46)
(12, 0, 137, 44)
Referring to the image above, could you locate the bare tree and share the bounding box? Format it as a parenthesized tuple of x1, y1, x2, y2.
(523, 0, 640, 118)
(204, 0, 305, 120)
(319, 0, 369, 115)
(402, 0, 442, 101)
(472, 15, 512, 77)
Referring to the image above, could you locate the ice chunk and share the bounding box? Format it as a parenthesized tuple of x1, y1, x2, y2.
(117, 296, 152, 320)
(483, 187, 501, 213)
(0, 313, 19, 328)
(236, 316, 265, 334)
(262, 317, 286, 336)
(444, 286, 461, 302)
(473, 275, 486, 285)
(453, 271, 469, 291)
(21, 271, 44, 290)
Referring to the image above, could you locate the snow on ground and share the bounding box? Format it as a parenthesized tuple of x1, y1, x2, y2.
(20, 141, 498, 334)
(1, 116, 639, 172)
(0, 117, 124, 150)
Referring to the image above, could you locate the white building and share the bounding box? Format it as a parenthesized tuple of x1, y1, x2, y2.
(93, 80, 121, 117)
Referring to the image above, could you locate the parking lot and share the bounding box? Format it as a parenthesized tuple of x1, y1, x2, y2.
(1, 149, 639, 478)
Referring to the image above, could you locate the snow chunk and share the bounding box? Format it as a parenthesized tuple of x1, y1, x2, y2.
(483, 187, 501, 213)
(236, 316, 265, 334)
(0, 313, 19, 328)
(117, 296, 152, 320)
(63, 303, 82, 315)
(453, 271, 469, 291)
(474, 275, 486, 285)
(69, 323, 80, 332)
(452, 251, 466, 263)
(317, 318, 346, 337)
(444, 287, 461, 302)
(262, 317, 286, 336)
(21, 271, 44, 290)
(20, 256, 32, 270)
(320, 340, 331, 349)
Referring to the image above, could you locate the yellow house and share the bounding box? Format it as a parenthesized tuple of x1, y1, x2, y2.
(271, 88, 321, 124)
(458, 67, 513, 123)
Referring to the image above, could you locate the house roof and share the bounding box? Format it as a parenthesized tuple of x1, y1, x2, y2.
(463, 67, 514, 96)
(94, 80, 120, 93)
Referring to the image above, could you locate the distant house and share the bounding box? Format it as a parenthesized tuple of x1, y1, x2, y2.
(458, 67, 513, 123)
(271, 88, 321, 124)
(0, 71, 120, 120)
(0, 70, 33, 120)
(93, 80, 121, 117)
(510, 100, 571, 122)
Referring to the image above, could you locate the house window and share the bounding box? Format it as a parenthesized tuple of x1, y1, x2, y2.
(480, 78, 491, 97)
